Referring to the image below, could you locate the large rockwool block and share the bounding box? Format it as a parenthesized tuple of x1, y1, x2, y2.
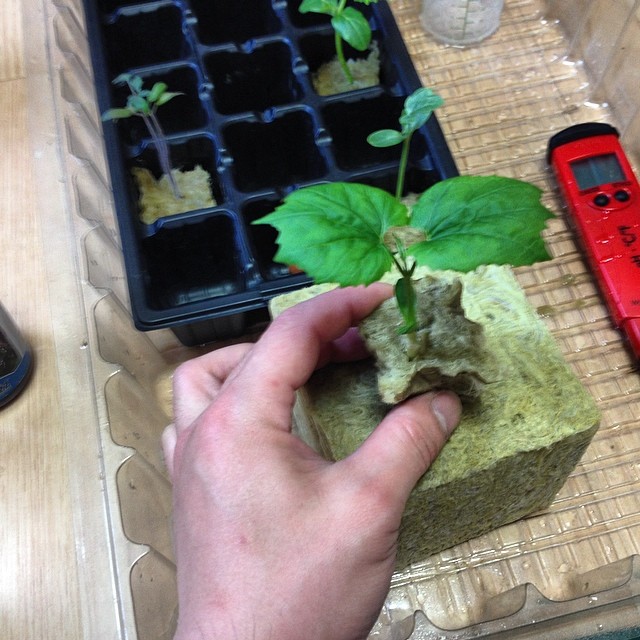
(272, 265, 600, 568)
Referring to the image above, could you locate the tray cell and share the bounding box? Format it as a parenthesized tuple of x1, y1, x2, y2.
(103, 3, 190, 73)
(205, 41, 303, 115)
(298, 31, 388, 91)
(108, 65, 208, 146)
(223, 109, 328, 192)
(322, 94, 428, 170)
(190, 0, 282, 46)
(130, 133, 224, 229)
(141, 212, 245, 309)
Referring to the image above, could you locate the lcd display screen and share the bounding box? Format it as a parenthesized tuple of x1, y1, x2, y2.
(570, 153, 626, 190)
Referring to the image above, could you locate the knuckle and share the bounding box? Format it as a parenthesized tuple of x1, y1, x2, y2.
(172, 358, 197, 385)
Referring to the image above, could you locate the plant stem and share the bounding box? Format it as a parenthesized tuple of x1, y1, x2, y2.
(396, 135, 411, 200)
(335, 30, 354, 84)
(405, 325, 420, 359)
(144, 110, 183, 200)
(334, 0, 354, 84)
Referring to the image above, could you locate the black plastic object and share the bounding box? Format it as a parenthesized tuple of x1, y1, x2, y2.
(546, 122, 620, 164)
(0, 302, 33, 408)
(84, 0, 459, 345)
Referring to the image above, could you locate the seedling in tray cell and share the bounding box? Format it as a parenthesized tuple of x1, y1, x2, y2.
(255, 87, 554, 340)
(102, 73, 216, 224)
(299, 0, 380, 86)
(102, 73, 184, 199)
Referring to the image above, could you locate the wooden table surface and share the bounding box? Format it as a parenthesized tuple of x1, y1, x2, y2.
(1, 0, 121, 637)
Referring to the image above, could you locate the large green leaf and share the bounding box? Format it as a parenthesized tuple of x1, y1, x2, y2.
(408, 176, 554, 271)
(332, 7, 372, 51)
(254, 182, 408, 286)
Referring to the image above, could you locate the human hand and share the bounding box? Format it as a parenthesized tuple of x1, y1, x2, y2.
(163, 284, 461, 640)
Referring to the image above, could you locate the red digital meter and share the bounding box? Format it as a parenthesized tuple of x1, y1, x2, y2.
(547, 122, 640, 359)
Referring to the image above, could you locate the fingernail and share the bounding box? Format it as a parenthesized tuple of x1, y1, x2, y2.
(430, 391, 462, 436)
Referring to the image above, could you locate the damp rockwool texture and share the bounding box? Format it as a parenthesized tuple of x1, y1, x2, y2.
(272, 265, 600, 568)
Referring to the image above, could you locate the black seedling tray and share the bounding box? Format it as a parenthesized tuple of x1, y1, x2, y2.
(84, 0, 459, 345)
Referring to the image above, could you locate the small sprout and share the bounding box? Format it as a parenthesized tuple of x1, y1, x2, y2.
(367, 87, 444, 200)
(299, 0, 379, 84)
(102, 73, 184, 200)
(391, 235, 419, 334)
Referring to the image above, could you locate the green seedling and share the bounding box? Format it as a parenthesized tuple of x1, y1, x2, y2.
(101, 73, 184, 200)
(299, 0, 379, 84)
(254, 89, 554, 336)
(368, 87, 444, 200)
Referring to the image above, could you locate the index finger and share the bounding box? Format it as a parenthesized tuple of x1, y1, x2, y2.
(173, 342, 254, 432)
(222, 283, 392, 428)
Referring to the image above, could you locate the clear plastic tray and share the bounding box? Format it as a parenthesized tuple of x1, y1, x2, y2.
(46, 0, 640, 637)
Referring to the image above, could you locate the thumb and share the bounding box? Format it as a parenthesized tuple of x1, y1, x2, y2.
(350, 391, 461, 505)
